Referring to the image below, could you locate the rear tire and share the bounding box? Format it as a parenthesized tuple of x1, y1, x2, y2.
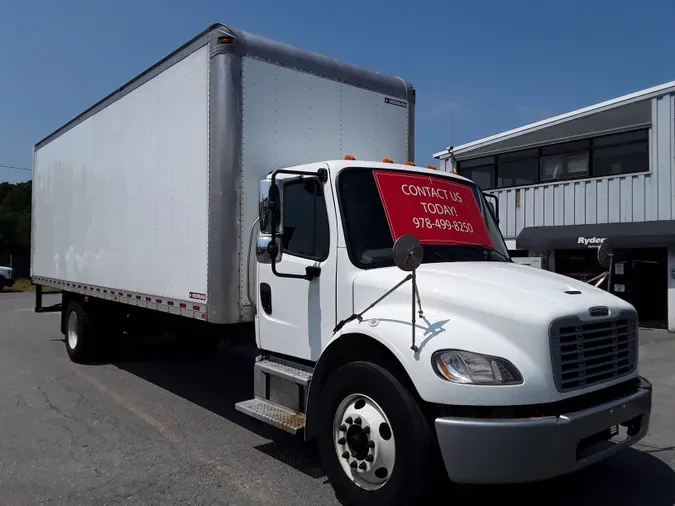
(317, 361, 436, 506)
(65, 301, 97, 364)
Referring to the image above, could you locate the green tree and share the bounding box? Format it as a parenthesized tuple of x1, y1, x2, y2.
(0, 181, 32, 251)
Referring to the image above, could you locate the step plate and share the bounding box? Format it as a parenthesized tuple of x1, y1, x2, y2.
(235, 398, 306, 435)
(256, 359, 313, 386)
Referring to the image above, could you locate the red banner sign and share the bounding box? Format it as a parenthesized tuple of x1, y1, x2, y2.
(373, 171, 494, 248)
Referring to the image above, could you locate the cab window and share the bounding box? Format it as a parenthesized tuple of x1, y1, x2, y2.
(281, 179, 330, 261)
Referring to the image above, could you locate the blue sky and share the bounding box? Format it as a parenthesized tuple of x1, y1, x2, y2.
(2, 0, 675, 183)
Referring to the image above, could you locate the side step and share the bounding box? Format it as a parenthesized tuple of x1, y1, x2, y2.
(235, 357, 314, 435)
(256, 359, 312, 386)
(235, 398, 306, 435)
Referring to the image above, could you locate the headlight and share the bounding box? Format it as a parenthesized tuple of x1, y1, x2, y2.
(432, 350, 523, 385)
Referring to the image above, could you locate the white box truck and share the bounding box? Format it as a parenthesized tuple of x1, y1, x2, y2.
(31, 23, 652, 506)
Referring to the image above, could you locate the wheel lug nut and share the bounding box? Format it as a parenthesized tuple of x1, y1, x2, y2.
(366, 455, 374, 462)
(338, 437, 346, 445)
(354, 417, 362, 426)
(339, 425, 347, 432)
(342, 452, 350, 459)
(350, 461, 358, 469)
(363, 426, 370, 434)
(368, 441, 375, 448)
(345, 417, 353, 424)
(359, 462, 367, 470)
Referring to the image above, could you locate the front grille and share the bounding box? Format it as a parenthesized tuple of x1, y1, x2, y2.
(550, 313, 638, 392)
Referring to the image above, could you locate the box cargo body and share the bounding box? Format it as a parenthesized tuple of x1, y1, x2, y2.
(31, 23, 415, 324)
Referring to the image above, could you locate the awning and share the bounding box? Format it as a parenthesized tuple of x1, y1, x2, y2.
(516, 220, 675, 251)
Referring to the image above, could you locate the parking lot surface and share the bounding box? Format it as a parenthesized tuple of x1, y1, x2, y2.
(1, 292, 674, 505)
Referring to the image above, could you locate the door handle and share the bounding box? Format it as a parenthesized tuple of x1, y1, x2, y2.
(260, 283, 272, 315)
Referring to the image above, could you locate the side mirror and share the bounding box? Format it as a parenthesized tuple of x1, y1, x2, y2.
(393, 234, 424, 272)
(483, 193, 499, 224)
(597, 241, 613, 269)
(259, 179, 283, 235)
(257, 179, 284, 264)
(488, 201, 497, 218)
(256, 236, 281, 264)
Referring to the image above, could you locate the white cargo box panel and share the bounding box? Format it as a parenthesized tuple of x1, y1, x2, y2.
(239, 56, 411, 315)
(32, 45, 210, 307)
(31, 23, 415, 324)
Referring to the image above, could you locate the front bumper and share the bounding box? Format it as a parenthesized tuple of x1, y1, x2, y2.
(435, 376, 652, 484)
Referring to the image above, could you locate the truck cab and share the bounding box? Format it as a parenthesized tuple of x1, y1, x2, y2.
(238, 158, 652, 506)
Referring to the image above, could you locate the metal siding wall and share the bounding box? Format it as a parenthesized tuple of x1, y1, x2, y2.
(657, 96, 673, 219)
(481, 93, 675, 240)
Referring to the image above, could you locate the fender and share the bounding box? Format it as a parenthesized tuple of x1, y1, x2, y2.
(304, 321, 418, 441)
(304, 300, 560, 440)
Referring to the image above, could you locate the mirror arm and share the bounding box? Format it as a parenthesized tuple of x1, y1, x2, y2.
(271, 260, 321, 281)
(267, 167, 328, 282)
(334, 274, 413, 333)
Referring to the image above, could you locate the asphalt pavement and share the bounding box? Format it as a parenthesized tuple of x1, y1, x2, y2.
(1, 291, 674, 505)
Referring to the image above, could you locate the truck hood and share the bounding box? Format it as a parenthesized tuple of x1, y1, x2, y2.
(352, 261, 632, 327)
(349, 261, 637, 406)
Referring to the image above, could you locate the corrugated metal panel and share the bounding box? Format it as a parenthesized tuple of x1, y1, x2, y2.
(488, 93, 674, 241)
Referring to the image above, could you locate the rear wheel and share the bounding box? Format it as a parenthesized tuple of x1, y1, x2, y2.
(317, 361, 436, 506)
(65, 301, 97, 364)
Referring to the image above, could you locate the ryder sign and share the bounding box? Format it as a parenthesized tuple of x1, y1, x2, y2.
(373, 171, 493, 247)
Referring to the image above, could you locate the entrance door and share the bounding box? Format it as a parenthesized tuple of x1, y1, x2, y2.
(256, 174, 338, 361)
(612, 248, 667, 329)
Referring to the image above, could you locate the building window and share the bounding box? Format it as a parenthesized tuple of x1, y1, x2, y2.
(497, 149, 539, 187)
(541, 151, 589, 181)
(592, 130, 649, 176)
(454, 128, 648, 190)
(457, 156, 495, 190)
(540, 140, 590, 182)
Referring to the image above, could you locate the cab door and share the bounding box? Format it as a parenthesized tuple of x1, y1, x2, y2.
(256, 169, 338, 360)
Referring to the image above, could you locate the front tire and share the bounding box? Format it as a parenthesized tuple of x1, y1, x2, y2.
(317, 361, 436, 506)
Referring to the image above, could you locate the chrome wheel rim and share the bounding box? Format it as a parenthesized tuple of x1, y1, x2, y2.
(333, 393, 395, 490)
(67, 311, 78, 350)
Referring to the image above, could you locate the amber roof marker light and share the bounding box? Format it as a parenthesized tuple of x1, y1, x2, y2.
(344, 155, 356, 160)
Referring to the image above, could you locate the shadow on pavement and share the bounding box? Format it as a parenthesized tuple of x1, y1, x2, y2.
(106, 334, 325, 479)
(450, 446, 675, 505)
(105, 335, 675, 504)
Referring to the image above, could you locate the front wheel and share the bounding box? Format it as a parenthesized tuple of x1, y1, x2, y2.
(317, 361, 436, 506)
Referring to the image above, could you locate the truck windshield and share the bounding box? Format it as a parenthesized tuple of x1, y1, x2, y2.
(337, 167, 510, 269)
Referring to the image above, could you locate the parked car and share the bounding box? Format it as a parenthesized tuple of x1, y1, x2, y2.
(0, 266, 14, 290)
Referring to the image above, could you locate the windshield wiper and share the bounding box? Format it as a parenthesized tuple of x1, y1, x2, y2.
(474, 245, 511, 262)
